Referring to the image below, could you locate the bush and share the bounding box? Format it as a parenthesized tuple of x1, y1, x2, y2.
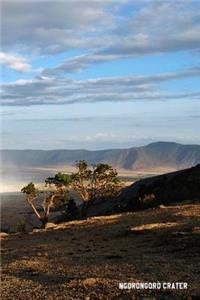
(59, 198, 80, 222)
(139, 193, 157, 207)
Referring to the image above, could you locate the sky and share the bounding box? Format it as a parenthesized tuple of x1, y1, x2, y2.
(0, 0, 200, 150)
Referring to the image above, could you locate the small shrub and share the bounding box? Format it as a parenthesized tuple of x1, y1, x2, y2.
(60, 198, 80, 222)
(140, 193, 156, 206)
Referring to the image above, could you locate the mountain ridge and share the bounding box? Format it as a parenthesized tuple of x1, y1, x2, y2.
(1, 141, 200, 171)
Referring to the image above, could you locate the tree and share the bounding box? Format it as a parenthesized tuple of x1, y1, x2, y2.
(21, 173, 71, 226)
(21, 182, 44, 224)
(44, 172, 72, 212)
(22, 161, 124, 224)
(71, 160, 123, 217)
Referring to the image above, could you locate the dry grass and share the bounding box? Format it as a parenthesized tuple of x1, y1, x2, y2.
(1, 203, 200, 299)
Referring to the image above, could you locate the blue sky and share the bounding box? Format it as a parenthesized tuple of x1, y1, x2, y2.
(1, 0, 200, 149)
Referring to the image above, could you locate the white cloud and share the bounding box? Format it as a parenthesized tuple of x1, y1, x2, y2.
(0, 52, 31, 72)
(39, 0, 200, 74)
(43, 53, 122, 75)
(2, 0, 200, 62)
(1, 66, 200, 106)
(1, 0, 114, 54)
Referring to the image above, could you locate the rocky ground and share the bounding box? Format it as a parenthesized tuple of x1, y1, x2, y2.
(1, 203, 200, 300)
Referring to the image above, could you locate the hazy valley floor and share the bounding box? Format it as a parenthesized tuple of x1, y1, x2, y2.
(1, 203, 200, 300)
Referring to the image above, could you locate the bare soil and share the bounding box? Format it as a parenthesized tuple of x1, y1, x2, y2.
(1, 203, 200, 300)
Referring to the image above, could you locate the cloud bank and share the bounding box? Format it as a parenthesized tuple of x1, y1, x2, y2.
(1, 1, 200, 75)
(1, 66, 200, 106)
(1, 1, 200, 107)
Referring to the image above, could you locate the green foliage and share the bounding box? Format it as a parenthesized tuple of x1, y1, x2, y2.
(71, 160, 123, 216)
(44, 172, 71, 210)
(72, 160, 92, 181)
(45, 172, 72, 187)
(21, 182, 37, 196)
(22, 160, 124, 221)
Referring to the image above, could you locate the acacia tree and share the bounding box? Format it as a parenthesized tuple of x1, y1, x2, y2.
(21, 173, 71, 226)
(22, 161, 123, 223)
(44, 172, 72, 211)
(21, 182, 41, 221)
(71, 160, 123, 217)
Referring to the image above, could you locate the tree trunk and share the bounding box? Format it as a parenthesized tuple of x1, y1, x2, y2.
(28, 201, 48, 227)
(39, 216, 48, 227)
(28, 202, 41, 220)
(44, 194, 56, 218)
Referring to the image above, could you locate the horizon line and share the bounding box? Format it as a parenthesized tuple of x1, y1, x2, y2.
(1, 141, 200, 152)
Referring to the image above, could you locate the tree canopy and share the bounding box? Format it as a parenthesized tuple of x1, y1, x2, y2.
(21, 160, 123, 223)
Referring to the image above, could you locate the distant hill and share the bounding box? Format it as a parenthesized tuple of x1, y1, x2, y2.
(1, 142, 200, 171)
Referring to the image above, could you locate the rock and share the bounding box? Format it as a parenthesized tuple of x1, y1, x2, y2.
(45, 222, 57, 229)
(0, 232, 9, 239)
(31, 229, 41, 233)
(159, 204, 166, 208)
(83, 278, 98, 287)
